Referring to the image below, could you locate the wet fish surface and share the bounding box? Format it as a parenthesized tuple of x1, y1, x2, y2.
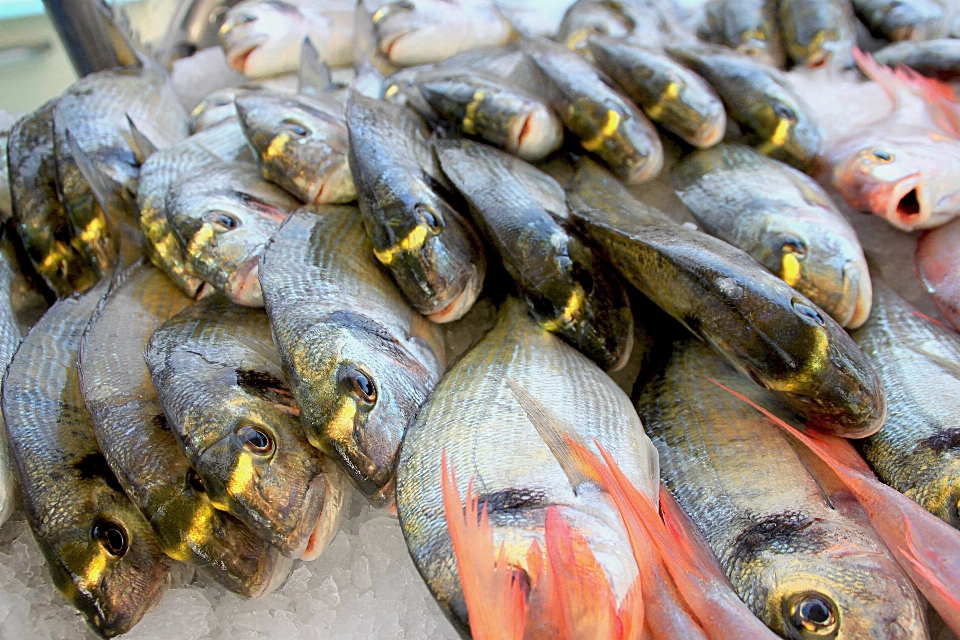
(917, 217, 960, 330)
(0, 243, 23, 526)
(872, 39, 960, 81)
(777, 0, 856, 67)
(853, 0, 949, 42)
(698, 0, 786, 67)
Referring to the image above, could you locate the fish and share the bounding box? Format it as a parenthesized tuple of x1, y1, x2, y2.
(635, 337, 929, 639)
(667, 42, 824, 171)
(0, 119, 12, 223)
(1, 280, 191, 638)
(567, 158, 886, 438)
(520, 36, 664, 184)
(53, 62, 189, 270)
(370, 0, 517, 67)
(395, 296, 659, 628)
(917, 217, 960, 330)
(873, 39, 960, 81)
(7, 100, 100, 297)
(555, 0, 688, 58)
(188, 88, 242, 133)
(78, 263, 292, 596)
(853, 0, 950, 42)
(235, 90, 356, 204)
(435, 138, 634, 371)
(819, 50, 960, 231)
(850, 281, 960, 529)
(777, 0, 856, 68)
(698, 0, 786, 68)
(0, 241, 23, 527)
(219, 0, 355, 77)
(144, 294, 345, 559)
(672, 143, 872, 328)
(346, 92, 485, 322)
(165, 161, 300, 307)
(259, 205, 445, 504)
(588, 36, 727, 149)
(415, 68, 564, 162)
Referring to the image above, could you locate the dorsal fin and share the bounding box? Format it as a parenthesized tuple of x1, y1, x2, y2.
(65, 129, 113, 219)
(298, 37, 331, 96)
(351, 0, 386, 98)
(126, 114, 158, 160)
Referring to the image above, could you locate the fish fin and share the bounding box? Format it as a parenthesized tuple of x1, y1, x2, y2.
(658, 488, 729, 586)
(892, 65, 960, 138)
(64, 128, 121, 266)
(126, 114, 158, 161)
(908, 344, 960, 383)
(351, 0, 387, 98)
(505, 378, 600, 492)
(235, 333, 285, 371)
(617, 575, 645, 640)
(298, 37, 331, 96)
(911, 310, 951, 329)
(853, 48, 901, 112)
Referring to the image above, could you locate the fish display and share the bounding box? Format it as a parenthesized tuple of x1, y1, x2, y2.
(853, 0, 949, 42)
(556, 0, 689, 57)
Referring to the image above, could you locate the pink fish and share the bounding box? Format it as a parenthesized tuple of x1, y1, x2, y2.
(916, 217, 960, 330)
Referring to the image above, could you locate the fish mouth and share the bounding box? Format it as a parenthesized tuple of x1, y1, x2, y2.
(840, 260, 873, 329)
(509, 107, 562, 161)
(885, 176, 929, 231)
(226, 256, 264, 307)
(296, 471, 346, 561)
(225, 36, 267, 74)
(426, 264, 483, 324)
(378, 28, 415, 63)
(252, 552, 294, 597)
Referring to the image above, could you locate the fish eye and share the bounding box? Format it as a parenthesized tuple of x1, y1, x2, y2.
(872, 150, 893, 162)
(415, 204, 443, 233)
(238, 12, 256, 23)
(792, 299, 825, 326)
(204, 211, 240, 231)
(786, 593, 839, 636)
(590, 22, 608, 34)
(236, 424, 275, 455)
(92, 521, 128, 557)
(781, 237, 807, 256)
(773, 103, 797, 121)
(282, 120, 309, 137)
(211, 98, 230, 107)
(395, 0, 414, 9)
(339, 365, 377, 403)
(187, 469, 205, 493)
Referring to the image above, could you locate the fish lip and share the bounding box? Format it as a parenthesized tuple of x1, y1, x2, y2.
(378, 28, 415, 63)
(289, 473, 335, 560)
(251, 552, 293, 597)
(509, 107, 562, 161)
(425, 264, 483, 324)
(298, 467, 347, 561)
(226, 255, 264, 307)
(842, 260, 873, 330)
(884, 176, 929, 231)
(225, 35, 268, 74)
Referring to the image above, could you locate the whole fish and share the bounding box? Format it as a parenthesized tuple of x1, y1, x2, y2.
(588, 36, 727, 149)
(873, 39, 960, 81)
(415, 68, 564, 162)
(635, 337, 929, 639)
(672, 143, 872, 328)
(568, 158, 886, 437)
(668, 42, 824, 171)
(435, 139, 634, 371)
(777, 0, 856, 68)
(0, 242, 23, 527)
(2, 281, 190, 638)
(698, 0, 786, 68)
(7, 100, 100, 297)
(259, 205, 445, 504)
(916, 217, 960, 330)
(219, 0, 355, 77)
(347, 92, 485, 322)
(556, 0, 687, 57)
(853, 0, 949, 41)
(189, 88, 242, 133)
(53, 62, 189, 270)
(396, 296, 660, 627)
(166, 161, 300, 307)
(145, 295, 344, 559)
(235, 90, 356, 204)
(79, 264, 291, 596)
(851, 281, 960, 529)
(521, 37, 664, 184)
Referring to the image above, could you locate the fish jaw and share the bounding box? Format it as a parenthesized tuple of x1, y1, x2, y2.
(225, 255, 264, 307)
(298, 466, 347, 561)
(288, 472, 339, 560)
(425, 262, 483, 324)
(842, 259, 874, 330)
(507, 105, 564, 162)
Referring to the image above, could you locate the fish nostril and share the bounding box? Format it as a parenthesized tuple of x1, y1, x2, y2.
(897, 189, 920, 217)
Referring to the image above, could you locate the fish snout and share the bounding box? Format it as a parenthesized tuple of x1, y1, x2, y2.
(841, 259, 873, 329)
(884, 177, 931, 231)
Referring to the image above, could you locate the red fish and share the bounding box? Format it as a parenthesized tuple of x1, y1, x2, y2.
(916, 216, 960, 331)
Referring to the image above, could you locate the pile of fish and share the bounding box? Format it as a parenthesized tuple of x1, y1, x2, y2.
(1, 0, 960, 636)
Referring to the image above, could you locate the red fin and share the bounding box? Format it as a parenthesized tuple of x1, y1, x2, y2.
(617, 576, 645, 640)
(853, 48, 900, 110)
(911, 310, 951, 329)
(659, 489, 730, 587)
(524, 540, 566, 640)
(893, 64, 960, 137)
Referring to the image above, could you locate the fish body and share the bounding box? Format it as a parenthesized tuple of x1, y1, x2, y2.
(79, 264, 290, 596)
(189, 88, 242, 133)
(777, 0, 856, 67)
(2, 282, 189, 638)
(699, 0, 786, 67)
(259, 205, 445, 504)
(144, 295, 344, 559)
(873, 39, 960, 81)
(668, 42, 824, 171)
(521, 36, 664, 184)
(436, 139, 634, 371)
(672, 143, 872, 328)
(0, 244, 22, 526)
(635, 337, 928, 639)
(346, 92, 485, 322)
(396, 296, 659, 626)
(853, 0, 949, 41)
(851, 281, 960, 529)
(235, 90, 355, 204)
(917, 217, 960, 330)
(7, 100, 100, 297)
(568, 159, 885, 437)
(416, 68, 563, 161)
(588, 36, 727, 149)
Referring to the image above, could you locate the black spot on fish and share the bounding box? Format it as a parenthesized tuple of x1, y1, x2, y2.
(236, 368, 297, 408)
(920, 428, 960, 453)
(475, 487, 549, 514)
(75, 453, 125, 494)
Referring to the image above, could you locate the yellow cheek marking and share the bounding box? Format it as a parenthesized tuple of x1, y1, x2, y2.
(79, 217, 106, 244)
(540, 284, 586, 331)
(462, 90, 485, 135)
(384, 84, 400, 99)
(742, 28, 766, 41)
(227, 454, 255, 497)
(565, 28, 591, 50)
(645, 82, 679, 120)
(371, 5, 390, 24)
(580, 110, 621, 152)
(325, 400, 357, 449)
(83, 552, 107, 588)
(186, 223, 215, 256)
(758, 118, 790, 153)
(373, 224, 428, 265)
(266, 132, 291, 160)
(782, 252, 801, 286)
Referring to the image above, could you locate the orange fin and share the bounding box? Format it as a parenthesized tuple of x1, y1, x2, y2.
(853, 48, 900, 110)
(911, 310, 951, 329)
(893, 64, 960, 137)
(617, 575, 645, 640)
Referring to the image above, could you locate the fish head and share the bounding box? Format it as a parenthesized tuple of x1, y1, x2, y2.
(752, 97, 823, 171)
(290, 312, 440, 505)
(188, 88, 239, 133)
(235, 91, 355, 204)
(166, 165, 298, 306)
(219, 0, 318, 77)
(571, 99, 664, 184)
(558, 0, 636, 55)
(823, 132, 960, 231)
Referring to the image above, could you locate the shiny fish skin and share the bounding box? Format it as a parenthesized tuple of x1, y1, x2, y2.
(667, 42, 824, 172)
(79, 264, 290, 596)
(8, 100, 100, 297)
(851, 281, 960, 529)
(0, 122, 11, 223)
(2, 281, 189, 638)
(853, 0, 948, 41)
(396, 296, 659, 627)
(435, 139, 634, 371)
(521, 37, 664, 184)
(189, 88, 241, 133)
(699, 0, 786, 67)
(0, 244, 23, 526)
(872, 39, 960, 81)
(235, 90, 356, 204)
(917, 217, 960, 330)
(672, 143, 872, 329)
(144, 295, 343, 559)
(588, 36, 727, 149)
(346, 92, 485, 322)
(568, 159, 886, 438)
(636, 338, 928, 640)
(777, 0, 856, 68)
(556, 0, 687, 58)
(259, 205, 445, 505)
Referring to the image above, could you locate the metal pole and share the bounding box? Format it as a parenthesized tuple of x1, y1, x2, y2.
(41, 0, 125, 76)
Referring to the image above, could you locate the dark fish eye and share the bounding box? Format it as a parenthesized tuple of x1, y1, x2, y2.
(787, 593, 838, 635)
(187, 469, 205, 493)
(239, 12, 256, 23)
(339, 365, 377, 403)
(781, 237, 807, 255)
(872, 150, 893, 162)
(792, 299, 825, 326)
(282, 120, 309, 137)
(92, 521, 128, 557)
(211, 98, 230, 107)
(590, 22, 608, 34)
(236, 424, 274, 455)
(395, 0, 414, 9)
(415, 204, 443, 233)
(204, 211, 240, 230)
(773, 103, 797, 121)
